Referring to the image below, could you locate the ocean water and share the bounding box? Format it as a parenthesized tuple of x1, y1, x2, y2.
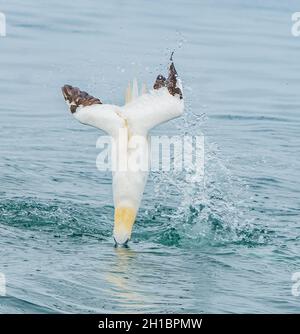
(0, 0, 300, 313)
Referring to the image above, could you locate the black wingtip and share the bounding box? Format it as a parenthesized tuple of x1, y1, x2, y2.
(153, 57, 183, 99)
(170, 50, 175, 62)
(61, 84, 102, 114)
(170, 50, 175, 61)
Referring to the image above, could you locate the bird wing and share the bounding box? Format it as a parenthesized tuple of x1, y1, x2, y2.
(121, 62, 184, 135)
(61, 85, 124, 137)
(61, 61, 184, 137)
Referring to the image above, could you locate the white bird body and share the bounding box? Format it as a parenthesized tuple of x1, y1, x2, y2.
(62, 62, 184, 245)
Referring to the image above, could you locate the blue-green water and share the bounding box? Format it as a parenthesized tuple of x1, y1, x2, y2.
(0, 0, 300, 313)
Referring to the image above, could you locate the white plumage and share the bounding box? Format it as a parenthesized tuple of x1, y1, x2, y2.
(62, 61, 184, 245)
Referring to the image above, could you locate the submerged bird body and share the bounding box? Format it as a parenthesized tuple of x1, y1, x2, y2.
(62, 61, 184, 245)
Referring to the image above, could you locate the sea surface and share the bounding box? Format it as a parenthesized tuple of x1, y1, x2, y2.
(0, 0, 300, 313)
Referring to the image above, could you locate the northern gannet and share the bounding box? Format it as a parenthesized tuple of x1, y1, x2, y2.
(61, 60, 184, 245)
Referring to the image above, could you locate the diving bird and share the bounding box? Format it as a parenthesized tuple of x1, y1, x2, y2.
(61, 60, 184, 246)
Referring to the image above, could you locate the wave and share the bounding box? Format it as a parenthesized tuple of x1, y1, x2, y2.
(0, 198, 112, 242)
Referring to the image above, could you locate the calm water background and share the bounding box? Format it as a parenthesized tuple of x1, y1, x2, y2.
(0, 0, 300, 313)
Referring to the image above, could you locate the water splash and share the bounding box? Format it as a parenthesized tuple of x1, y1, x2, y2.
(144, 101, 272, 248)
